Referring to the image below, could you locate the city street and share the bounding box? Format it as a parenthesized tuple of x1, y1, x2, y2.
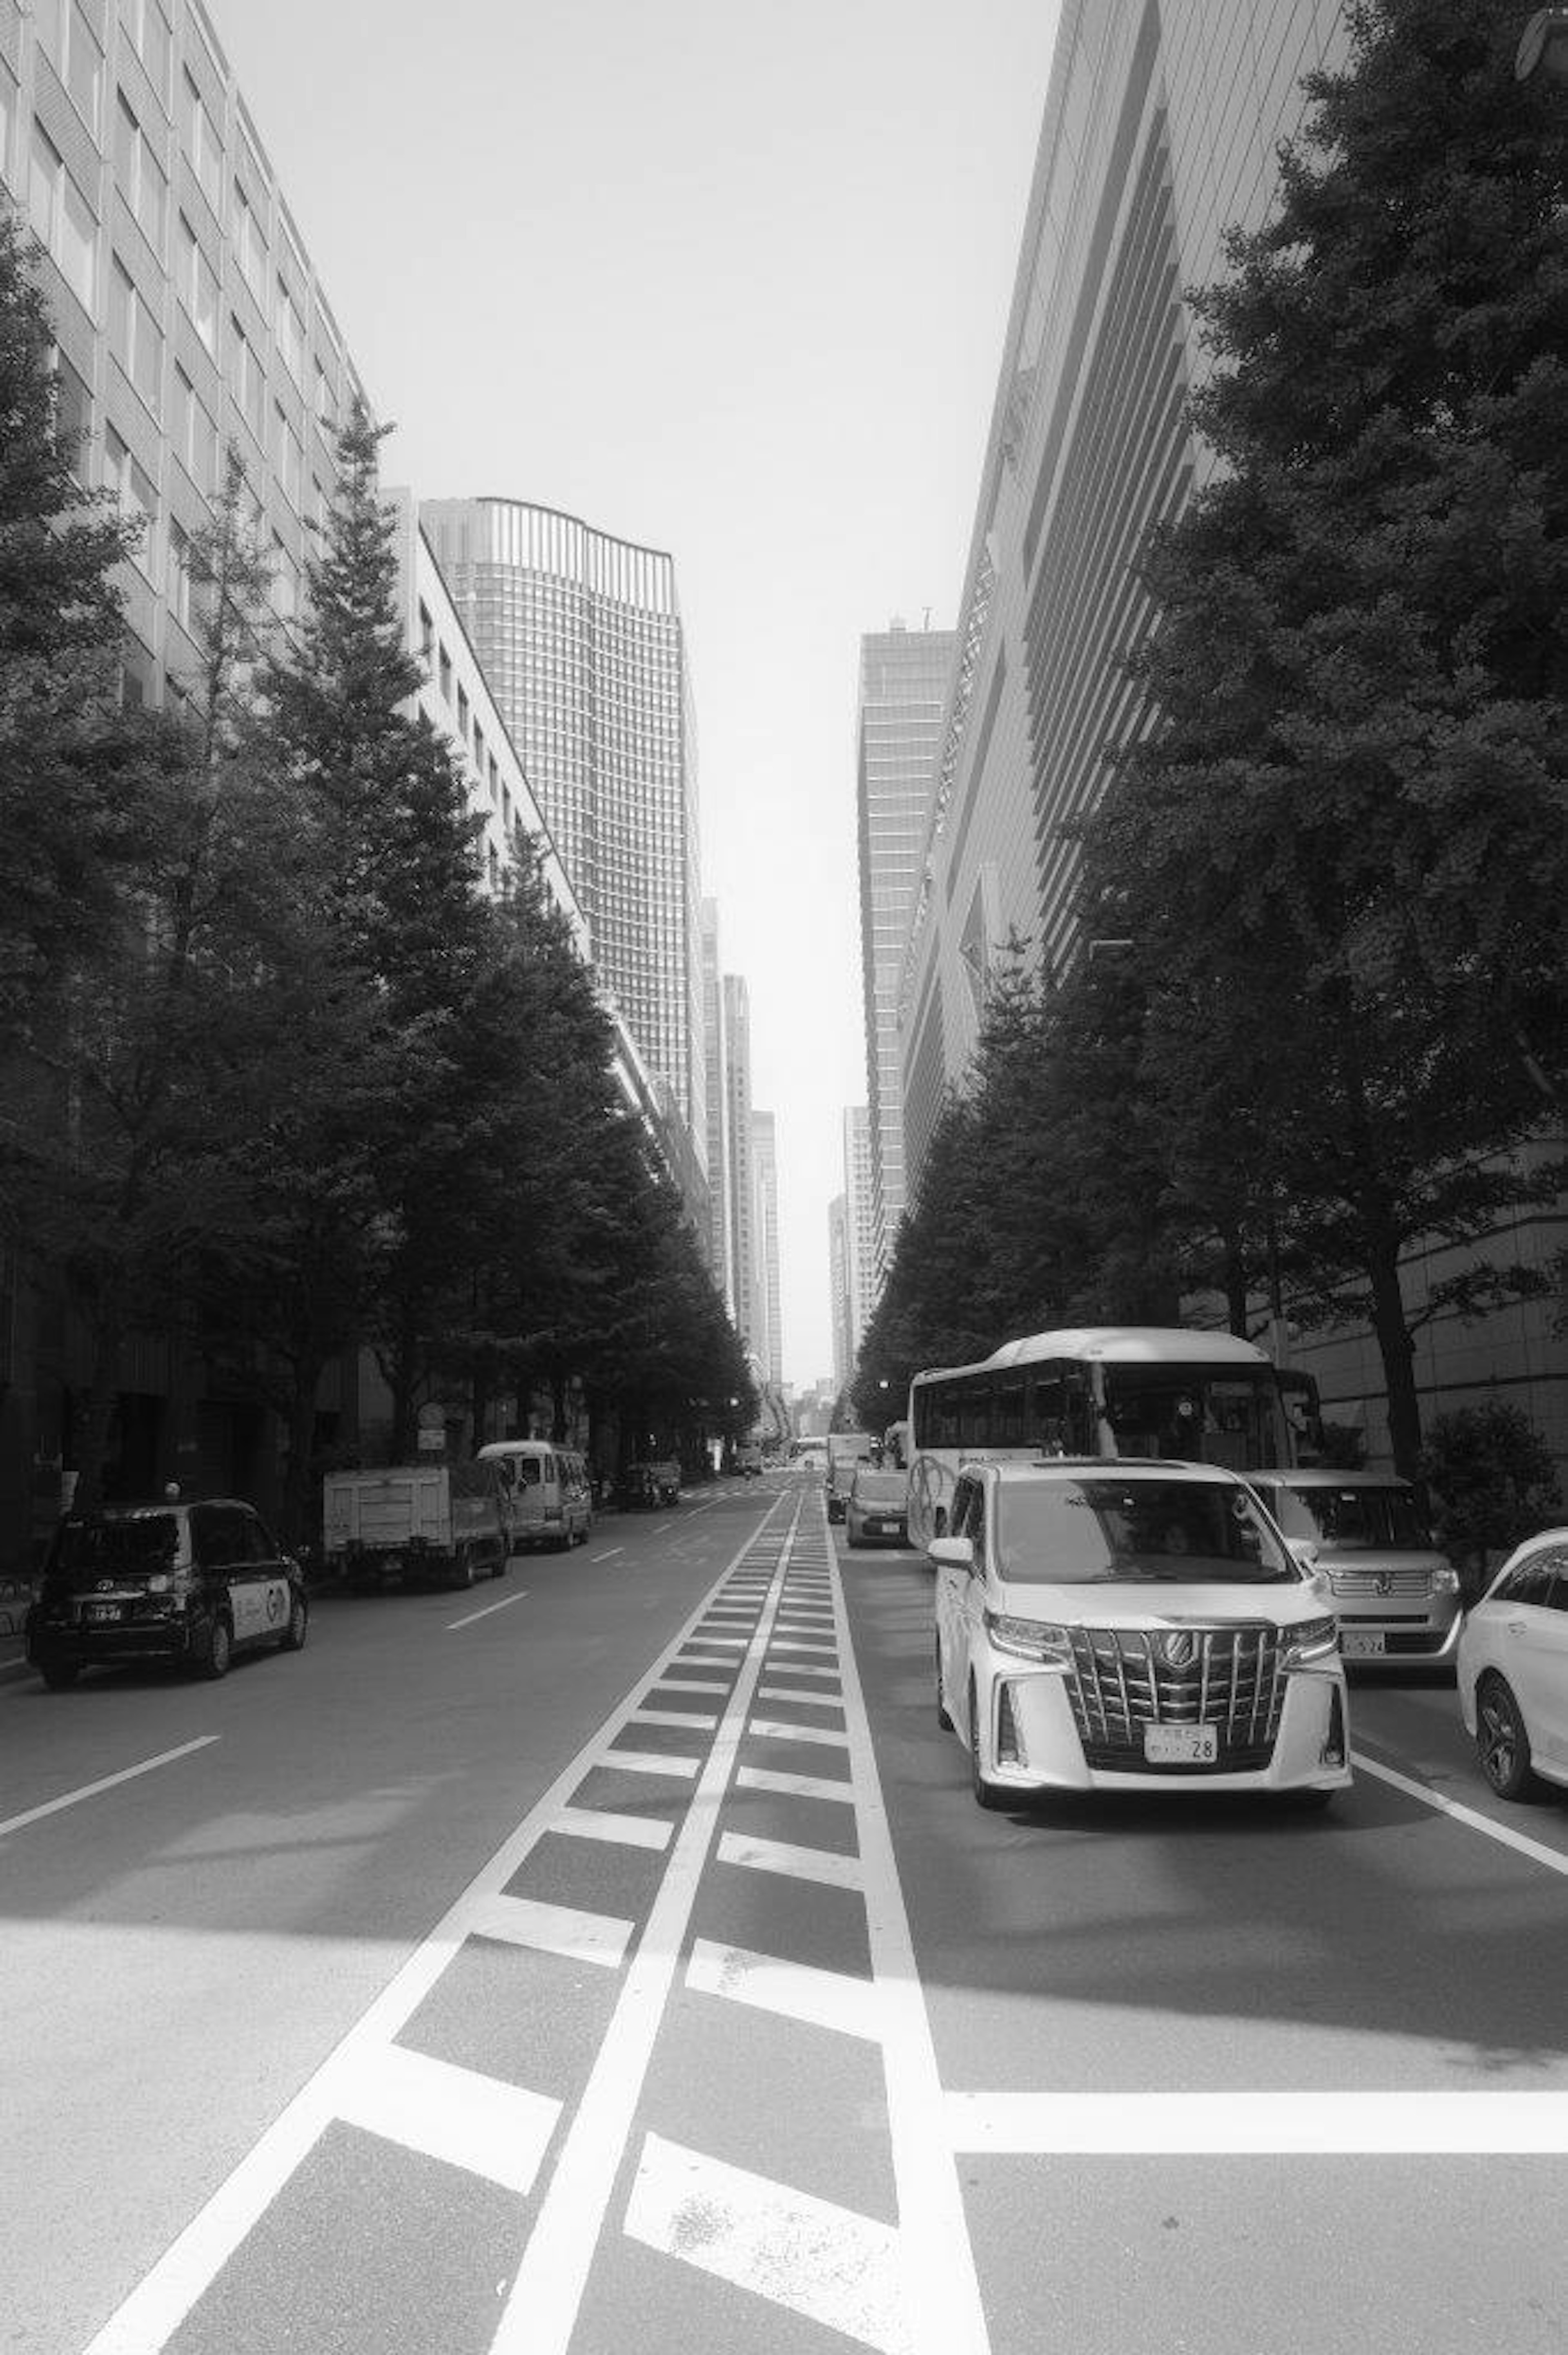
(3, 1472, 1566, 2355)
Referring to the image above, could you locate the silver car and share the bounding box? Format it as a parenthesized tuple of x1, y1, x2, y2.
(1247, 1470, 1462, 1670)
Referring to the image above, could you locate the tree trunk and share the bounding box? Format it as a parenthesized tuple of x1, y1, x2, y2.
(1365, 1224, 1422, 1479)
(281, 1350, 325, 1547)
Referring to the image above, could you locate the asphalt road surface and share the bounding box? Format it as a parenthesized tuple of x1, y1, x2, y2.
(2, 1473, 1565, 2355)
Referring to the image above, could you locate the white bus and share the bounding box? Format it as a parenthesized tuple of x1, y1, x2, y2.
(905, 1326, 1292, 1552)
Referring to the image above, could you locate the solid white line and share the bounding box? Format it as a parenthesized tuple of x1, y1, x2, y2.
(1352, 1748, 1568, 1879)
(468, 1891, 635, 1969)
(825, 1503, 992, 2355)
(944, 2089, 1568, 2154)
(551, 1807, 673, 1851)
(82, 1498, 799, 2355)
(0, 1735, 219, 1840)
(490, 1502, 800, 2355)
(600, 1748, 703, 1778)
(735, 1765, 855, 1805)
(717, 1831, 863, 1890)
(446, 1590, 528, 1630)
(334, 2045, 561, 2192)
(625, 2132, 911, 2355)
(748, 1717, 851, 1749)
(686, 1938, 882, 2041)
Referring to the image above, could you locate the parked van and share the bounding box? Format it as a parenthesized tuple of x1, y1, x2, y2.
(477, 1440, 594, 1552)
(824, 1430, 878, 1523)
(1245, 1468, 1463, 1670)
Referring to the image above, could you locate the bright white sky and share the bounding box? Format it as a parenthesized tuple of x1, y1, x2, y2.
(214, 0, 1061, 1387)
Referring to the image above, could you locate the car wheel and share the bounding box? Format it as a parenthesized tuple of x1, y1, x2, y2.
(281, 1594, 309, 1652)
(935, 1639, 953, 1731)
(39, 1657, 80, 1691)
(491, 1548, 507, 1579)
(969, 1677, 1009, 1811)
(1475, 1673, 1542, 1801)
(199, 1617, 232, 1680)
(453, 1547, 477, 1589)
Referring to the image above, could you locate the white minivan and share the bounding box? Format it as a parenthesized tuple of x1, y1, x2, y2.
(477, 1440, 594, 1552)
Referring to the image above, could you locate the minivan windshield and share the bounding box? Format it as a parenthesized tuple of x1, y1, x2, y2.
(997, 1478, 1297, 1584)
(852, 1472, 906, 1504)
(1279, 1484, 1432, 1550)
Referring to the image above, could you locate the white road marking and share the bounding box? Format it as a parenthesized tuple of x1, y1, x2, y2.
(552, 1806, 673, 1851)
(0, 1735, 219, 1840)
(600, 1748, 704, 1778)
(735, 1765, 855, 1805)
(1352, 1748, 1568, 1879)
(489, 1502, 802, 2355)
(757, 1661, 840, 1682)
(446, 1590, 528, 1630)
(82, 1496, 800, 2355)
(824, 1500, 992, 2355)
(624, 2132, 912, 2355)
(468, 1891, 635, 1969)
(687, 1938, 882, 2041)
(652, 1676, 731, 1696)
(770, 1637, 837, 1656)
(756, 1684, 842, 1708)
(748, 1717, 851, 1749)
(717, 1831, 863, 1890)
(334, 2045, 560, 2192)
(629, 1707, 720, 1733)
(945, 2089, 1568, 2154)
(590, 1548, 625, 1562)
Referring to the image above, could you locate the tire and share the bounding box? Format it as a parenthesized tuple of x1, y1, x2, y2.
(1475, 1673, 1542, 1801)
(280, 1593, 309, 1652)
(936, 1639, 953, 1731)
(969, 1677, 1009, 1811)
(452, 1548, 477, 1590)
(491, 1548, 507, 1579)
(39, 1657, 80, 1691)
(198, 1616, 232, 1680)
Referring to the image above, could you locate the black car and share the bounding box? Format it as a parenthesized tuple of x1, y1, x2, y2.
(26, 1496, 309, 1689)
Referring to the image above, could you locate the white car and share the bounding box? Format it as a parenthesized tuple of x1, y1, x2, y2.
(1457, 1530, 1568, 1802)
(932, 1458, 1351, 1811)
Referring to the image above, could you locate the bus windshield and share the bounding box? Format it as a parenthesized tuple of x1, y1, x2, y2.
(1099, 1364, 1277, 1471)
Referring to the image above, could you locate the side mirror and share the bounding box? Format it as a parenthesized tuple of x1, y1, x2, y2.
(1285, 1536, 1319, 1572)
(929, 1535, 974, 1572)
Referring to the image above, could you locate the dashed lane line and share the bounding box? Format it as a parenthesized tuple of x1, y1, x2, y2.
(0, 1735, 219, 1840)
(446, 1589, 528, 1630)
(625, 2133, 913, 2355)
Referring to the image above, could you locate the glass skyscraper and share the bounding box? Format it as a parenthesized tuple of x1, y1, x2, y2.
(421, 497, 704, 1157)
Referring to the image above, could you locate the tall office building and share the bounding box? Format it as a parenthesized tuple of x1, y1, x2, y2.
(857, 620, 955, 1285)
(827, 1195, 852, 1396)
(841, 1106, 878, 1369)
(896, 0, 1566, 1469)
(700, 901, 733, 1308)
(723, 973, 757, 1361)
(751, 1110, 782, 1391)
(420, 497, 705, 1178)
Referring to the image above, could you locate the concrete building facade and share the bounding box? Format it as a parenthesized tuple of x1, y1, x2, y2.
(751, 1110, 782, 1392)
(723, 973, 758, 1366)
(700, 901, 733, 1309)
(857, 619, 955, 1287)
(841, 1106, 878, 1374)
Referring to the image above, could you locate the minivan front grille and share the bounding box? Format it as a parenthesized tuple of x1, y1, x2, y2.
(1325, 1568, 1431, 1597)
(1065, 1624, 1285, 1774)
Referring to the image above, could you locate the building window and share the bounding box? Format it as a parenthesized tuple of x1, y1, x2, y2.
(104, 425, 156, 571)
(271, 400, 303, 509)
(35, 0, 103, 134)
(276, 278, 305, 385)
(51, 349, 93, 485)
(231, 177, 266, 301)
(108, 253, 163, 411)
(175, 212, 217, 353)
(438, 645, 452, 704)
(179, 66, 221, 213)
(172, 363, 217, 491)
(0, 65, 18, 182)
(231, 315, 263, 438)
(27, 122, 96, 311)
(312, 355, 336, 430)
(114, 89, 167, 255)
(118, 0, 172, 106)
(457, 683, 470, 738)
(270, 531, 300, 622)
(166, 516, 192, 629)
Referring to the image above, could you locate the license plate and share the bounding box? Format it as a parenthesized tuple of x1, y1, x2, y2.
(1144, 1723, 1218, 1764)
(1341, 1630, 1385, 1657)
(869, 1520, 890, 1533)
(84, 1602, 122, 1624)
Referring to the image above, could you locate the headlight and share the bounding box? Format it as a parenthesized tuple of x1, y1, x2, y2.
(1430, 1566, 1461, 1595)
(1282, 1614, 1339, 1669)
(984, 1611, 1073, 1666)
